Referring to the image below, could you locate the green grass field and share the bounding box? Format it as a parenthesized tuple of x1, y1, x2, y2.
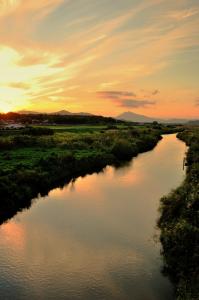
(0, 122, 183, 224)
(0, 123, 183, 175)
(32, 124, 130, 133)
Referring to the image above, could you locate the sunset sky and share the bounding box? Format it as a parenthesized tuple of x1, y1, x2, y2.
(0, 0, 198, 118)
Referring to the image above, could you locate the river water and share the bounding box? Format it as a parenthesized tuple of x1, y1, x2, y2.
(0, 134, 186, 300)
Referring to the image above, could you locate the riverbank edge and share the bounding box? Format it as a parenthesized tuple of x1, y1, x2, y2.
(0, 132, 163, 225)
(158, 131, 199, 300)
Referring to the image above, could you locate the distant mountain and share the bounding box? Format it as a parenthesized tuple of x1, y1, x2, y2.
(51, 110, 92, 116)
(52, 110, 72, 115)
(18, 110, 92, 116)
(117, 111, 157, 123)
(165, 118, 188, 124)
(75, 112, 93, 116)
(188, 120, 199, 125)
(18, 110, 40, 115)
(117, 111, 189, 124)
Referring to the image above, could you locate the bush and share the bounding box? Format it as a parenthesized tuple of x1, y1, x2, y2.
(111, 139, 134, 160)
(23, 127, 54, 136)
(106, 125, 117, 130)
(13, 135, 37, 147)
(158, 128, 199, 299)
(0, 138, 13, 150)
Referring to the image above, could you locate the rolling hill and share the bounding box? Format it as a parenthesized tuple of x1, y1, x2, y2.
(117, 111, 189, 124)
(17, 110, 92, 116)
(117, 111, 158, 123)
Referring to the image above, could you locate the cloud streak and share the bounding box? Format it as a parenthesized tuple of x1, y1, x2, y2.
(97, 91, 136, 99)
(118, 99, 156, 108)
(195, 99, 199, 106)
(152, 89, 159, 95)
(97, 90, 156, 108)
(0, 0, 198, 117)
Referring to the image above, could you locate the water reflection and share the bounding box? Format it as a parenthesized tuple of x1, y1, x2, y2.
(0, 134, 186, 300)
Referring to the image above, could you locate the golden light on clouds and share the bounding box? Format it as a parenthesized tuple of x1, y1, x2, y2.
(0, 46, 65, 112)
(0, 0, 198, 117)
(0, 0, 20, 16)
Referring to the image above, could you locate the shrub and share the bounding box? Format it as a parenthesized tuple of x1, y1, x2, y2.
(13, 135, 37, 147)
(111, 139, 134, 160)
(0, 138, 13, 150)
(23, 127, 54, 136)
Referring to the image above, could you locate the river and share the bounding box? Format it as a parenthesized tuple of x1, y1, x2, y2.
(0, 134, 187, 300)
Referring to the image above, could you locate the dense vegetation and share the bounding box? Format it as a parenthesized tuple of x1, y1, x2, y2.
(158, 126, 199, 299)
(1, 111, 197, 297)
(0, 112, 124, 125)
(0, 121, 181, 225)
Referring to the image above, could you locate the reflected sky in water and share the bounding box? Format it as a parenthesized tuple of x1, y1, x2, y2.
(0, 134, 187, 300)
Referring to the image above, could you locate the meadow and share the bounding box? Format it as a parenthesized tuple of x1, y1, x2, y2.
(0, 122, 179, 224)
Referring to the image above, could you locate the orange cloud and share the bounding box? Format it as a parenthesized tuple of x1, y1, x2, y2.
(0, 0, 198, 117)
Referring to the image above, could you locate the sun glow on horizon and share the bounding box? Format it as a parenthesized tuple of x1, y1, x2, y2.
(0, 86, 29, 113)
(0, 99, 28, 113)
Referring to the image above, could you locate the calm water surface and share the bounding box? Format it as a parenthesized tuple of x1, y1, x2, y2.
(0, 134, 186, 300)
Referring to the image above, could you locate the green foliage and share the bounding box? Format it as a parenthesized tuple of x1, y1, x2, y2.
(158, 127, 199, 299)
(0, 112, 122, 126)
(23, 127, 54, 136)
(0, 138, 13, 150)
(0, 125, 162, 225)
(111, 139, 135, 160)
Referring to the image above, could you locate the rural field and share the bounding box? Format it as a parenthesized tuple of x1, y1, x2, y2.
(0, 121, 168, 221)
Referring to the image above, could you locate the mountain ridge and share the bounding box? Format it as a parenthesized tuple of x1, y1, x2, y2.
(16, 110, 195, 123)
(117, 111, 189, 124)
(17, 110, 92, 116)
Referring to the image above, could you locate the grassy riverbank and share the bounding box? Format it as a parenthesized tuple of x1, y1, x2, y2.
(158, 126, 199, 299)
(0, 123, 180, 225)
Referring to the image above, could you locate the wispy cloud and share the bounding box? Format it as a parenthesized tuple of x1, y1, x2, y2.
(0, 0, 21, 17)
(0, 0, 198, 117)
(0, 45, 95, 112)
(167, 8, 199, 21)
(118, 99, 156, 108)
(195, 99, 199, 106)
(97, 90, 156, 109)
(152, 89, 159, 95)
(97, 91, 136, 99)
